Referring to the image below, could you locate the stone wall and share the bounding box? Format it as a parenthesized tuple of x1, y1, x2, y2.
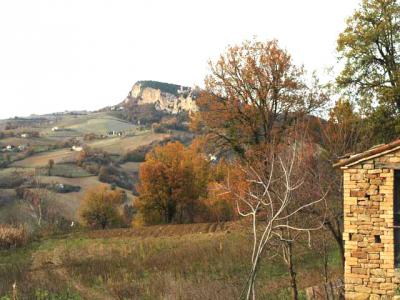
(343, 149, 400, 299)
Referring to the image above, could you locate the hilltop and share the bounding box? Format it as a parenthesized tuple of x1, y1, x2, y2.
(116, 80, 199, 116)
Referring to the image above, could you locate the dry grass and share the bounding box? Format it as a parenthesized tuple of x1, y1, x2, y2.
(87, 132, 169, 155)
(0, 223, 341, 299)
(0, 225, 28, 249)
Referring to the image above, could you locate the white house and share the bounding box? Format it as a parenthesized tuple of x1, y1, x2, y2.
(20, 133, 29, 138)
(52, 127, 59, 132)
(71, 145, 83, 152)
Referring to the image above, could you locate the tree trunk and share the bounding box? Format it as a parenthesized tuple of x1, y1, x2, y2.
(287, 242, 298, 300)
(324, 221, 344, 270)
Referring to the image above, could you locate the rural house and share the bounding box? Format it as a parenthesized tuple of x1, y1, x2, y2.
(334, 139, 400, 299)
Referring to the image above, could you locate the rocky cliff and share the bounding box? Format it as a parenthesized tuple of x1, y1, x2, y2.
(121, 81, 199, 114)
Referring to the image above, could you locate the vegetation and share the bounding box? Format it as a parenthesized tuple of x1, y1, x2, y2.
(0, 225, 27, 249)
(137, 80, 188, 96)
(337, 0, 400, 143)
(136, 141, 210, 224)
(0, 226, 341, 299)
(98, 165, 134, 190)
(0, 1, 399, 298)
(195, 39, 328, 157)
(79, 186, 125, 229)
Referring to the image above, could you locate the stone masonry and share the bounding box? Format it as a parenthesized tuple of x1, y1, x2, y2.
(340, 147, 400, 299)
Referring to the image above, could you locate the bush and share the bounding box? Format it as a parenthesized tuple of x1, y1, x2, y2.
(83, 133, 99, 141)
(79, 186, 125, 229)
(0, 225, 28, 249)
(122, 145, 150, 162)
(76, 147, 112, 175)
(98, 165, 133, 190)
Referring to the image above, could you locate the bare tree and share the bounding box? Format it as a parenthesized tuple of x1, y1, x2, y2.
(228, 144, 327, 300)
(22, 172, 51, 227)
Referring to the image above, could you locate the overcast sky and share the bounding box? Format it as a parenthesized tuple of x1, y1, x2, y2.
(0, 0, 360, 119)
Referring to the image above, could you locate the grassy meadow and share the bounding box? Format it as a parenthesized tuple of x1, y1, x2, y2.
(0, 223, 341, 300)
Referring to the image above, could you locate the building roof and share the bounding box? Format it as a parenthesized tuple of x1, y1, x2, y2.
(333, 138, 400, 168)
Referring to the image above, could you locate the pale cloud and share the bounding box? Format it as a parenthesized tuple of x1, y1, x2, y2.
(0, 0, 360, 119)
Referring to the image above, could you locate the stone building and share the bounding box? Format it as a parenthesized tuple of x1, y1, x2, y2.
(334, 139, 400, 299)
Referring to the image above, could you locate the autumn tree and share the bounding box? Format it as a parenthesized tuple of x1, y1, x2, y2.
(194, 39, 328, 157)
(304, 99, 367, 269)
(79, 186, 124, 229)
(337, 0, 400, 143)
(322, 98, 365, 160)
(22, 174, 52, 227)
(136, 141, 210, 224)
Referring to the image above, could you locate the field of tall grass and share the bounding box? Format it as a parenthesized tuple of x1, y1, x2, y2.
(0, 225, 27, 249)
(0, 223, 341, 300)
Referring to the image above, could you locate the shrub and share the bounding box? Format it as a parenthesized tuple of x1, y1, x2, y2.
(0, 225, 28, 249)
(76, 147, 112, 175)
(98, 165, 133, 190)
(79, 186, 125, 229)
(83, 133, 98, 141)
(122, 145, 150, 162)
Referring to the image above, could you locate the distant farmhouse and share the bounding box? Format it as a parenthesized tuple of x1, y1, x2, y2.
(71, 145, 83, 152)
(107, 131, 124, 137)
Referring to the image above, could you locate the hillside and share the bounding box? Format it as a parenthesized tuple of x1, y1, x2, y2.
(0, 96, 193, 228)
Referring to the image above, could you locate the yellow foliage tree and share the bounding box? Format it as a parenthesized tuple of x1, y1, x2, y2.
(79, 186, 124, 229)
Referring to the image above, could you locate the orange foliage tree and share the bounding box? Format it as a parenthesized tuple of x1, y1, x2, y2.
(136, 141, 210, 224)
(194, 39, 328, 157)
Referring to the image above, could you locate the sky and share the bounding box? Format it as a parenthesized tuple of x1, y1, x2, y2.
(0, 0, 361, 119)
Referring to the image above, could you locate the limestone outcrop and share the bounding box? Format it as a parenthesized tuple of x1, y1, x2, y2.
(122, 81, 199, 114)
